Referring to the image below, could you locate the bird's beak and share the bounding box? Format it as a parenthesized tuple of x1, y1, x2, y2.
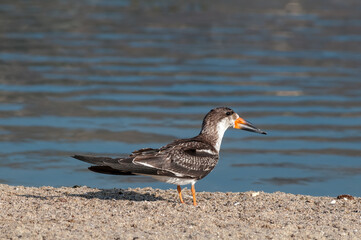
(234, 117, 267, 135)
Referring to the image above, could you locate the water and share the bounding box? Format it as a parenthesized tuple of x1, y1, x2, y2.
(0, 0, 360, 197)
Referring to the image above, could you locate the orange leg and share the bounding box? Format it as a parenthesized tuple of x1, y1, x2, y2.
(191, 184, 197, 206)
(177, 185, 185, 204)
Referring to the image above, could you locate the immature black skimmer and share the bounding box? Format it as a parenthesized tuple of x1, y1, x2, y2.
(73, 107, 266, 206)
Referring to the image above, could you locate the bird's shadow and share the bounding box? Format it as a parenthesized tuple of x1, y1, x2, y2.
(19, 187, 166, 202)
(69, 188, 166, 202)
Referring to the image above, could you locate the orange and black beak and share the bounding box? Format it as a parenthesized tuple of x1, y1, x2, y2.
(234, 117, 267, 135)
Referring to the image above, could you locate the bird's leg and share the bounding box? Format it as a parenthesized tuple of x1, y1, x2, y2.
(191, 184, 197, 206)
(177, 185, 185, 204)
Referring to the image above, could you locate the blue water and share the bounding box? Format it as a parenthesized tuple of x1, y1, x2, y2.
(0, 0, 360, 197)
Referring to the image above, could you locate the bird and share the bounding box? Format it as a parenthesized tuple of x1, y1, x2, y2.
(73, 107, 266, 206)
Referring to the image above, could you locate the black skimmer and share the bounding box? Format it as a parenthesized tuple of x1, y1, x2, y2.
(73, 107, 266, 205)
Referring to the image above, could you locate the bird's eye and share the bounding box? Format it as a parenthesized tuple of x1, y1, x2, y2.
(226, 112, 231, 116)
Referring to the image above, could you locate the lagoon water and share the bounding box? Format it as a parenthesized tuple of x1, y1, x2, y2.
(0, 0, 360, 196)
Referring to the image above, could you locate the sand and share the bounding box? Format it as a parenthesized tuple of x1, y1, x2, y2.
(0, 184, 359, 239)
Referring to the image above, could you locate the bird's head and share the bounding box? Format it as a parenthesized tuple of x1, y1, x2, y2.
(202, 107, 267, 135)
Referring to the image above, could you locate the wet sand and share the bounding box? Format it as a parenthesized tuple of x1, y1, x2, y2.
(0, 184, 359, 239)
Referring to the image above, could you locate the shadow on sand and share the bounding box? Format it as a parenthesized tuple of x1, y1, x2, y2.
(18, 187, 166, 202)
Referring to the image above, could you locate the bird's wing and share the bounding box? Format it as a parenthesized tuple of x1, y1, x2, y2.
(72, 155, 119, 165)
(72, 153, 159, 175)
(133, 140, 219, 179)
(73, 140, 218, 179)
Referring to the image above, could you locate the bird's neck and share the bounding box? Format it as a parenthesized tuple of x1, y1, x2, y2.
(199, 120, 228, 153)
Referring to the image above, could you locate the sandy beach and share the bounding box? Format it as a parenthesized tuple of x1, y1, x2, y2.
(0, 184, 359, 239)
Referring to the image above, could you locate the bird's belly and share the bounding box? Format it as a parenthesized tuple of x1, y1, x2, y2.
(148, 175, 197, 185)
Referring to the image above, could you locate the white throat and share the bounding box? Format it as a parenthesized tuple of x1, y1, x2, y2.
(213, 118, 231, 152)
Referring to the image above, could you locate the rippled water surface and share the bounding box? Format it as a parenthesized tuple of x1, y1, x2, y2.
(1, 0, 360, 196)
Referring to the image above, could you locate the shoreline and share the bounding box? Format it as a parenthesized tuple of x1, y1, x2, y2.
(0, 184, 360, 239)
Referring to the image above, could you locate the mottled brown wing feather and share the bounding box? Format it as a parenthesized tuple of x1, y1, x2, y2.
(133, 139, 219, 179)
